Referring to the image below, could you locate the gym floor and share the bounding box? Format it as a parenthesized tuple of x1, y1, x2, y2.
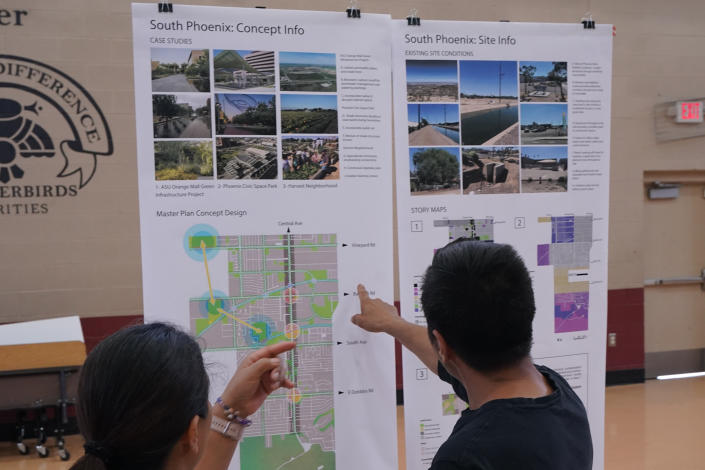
(1, 377, 704, 469)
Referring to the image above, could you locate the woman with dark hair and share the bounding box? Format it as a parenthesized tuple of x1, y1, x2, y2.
(69, 322, 295, 470)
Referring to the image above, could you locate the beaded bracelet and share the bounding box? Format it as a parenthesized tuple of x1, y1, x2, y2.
(216, 397, 252, 427)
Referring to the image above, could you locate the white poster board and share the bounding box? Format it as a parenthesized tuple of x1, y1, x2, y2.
(132, 5, 396, 469)
(392, 20, 612, 470)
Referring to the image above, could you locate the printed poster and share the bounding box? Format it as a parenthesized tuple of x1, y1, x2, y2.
(393, 20, 612, 470)
(132, 5, 396, 470)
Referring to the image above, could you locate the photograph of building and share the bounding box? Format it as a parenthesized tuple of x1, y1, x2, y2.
(521, 145, 568, 192)
(213, 50, 275, 92)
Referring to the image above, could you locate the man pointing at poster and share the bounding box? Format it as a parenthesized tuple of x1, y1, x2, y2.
(352, 239, 592, 469)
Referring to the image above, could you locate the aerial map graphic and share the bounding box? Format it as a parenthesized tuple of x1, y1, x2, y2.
(187, 229, 338, 469)
(537, 216, 593, 333)
(434, 218, 494, 242)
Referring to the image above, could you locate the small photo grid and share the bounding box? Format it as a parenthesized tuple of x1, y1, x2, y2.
(149, 47, 341, 183)
(520, 62, 567, 102)
(520, 146, 568, 193)
(409, 147, 461, 196)
(282, 136, 339, 180)
(216, 137, 277, 180)
(403, 58, 570, 196)
(151, 47, 213, 181)
(213, 50, 275, 93)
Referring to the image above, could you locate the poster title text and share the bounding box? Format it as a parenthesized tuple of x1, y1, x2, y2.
(150, 20, 305, 35)
(405, 33, 516, 45)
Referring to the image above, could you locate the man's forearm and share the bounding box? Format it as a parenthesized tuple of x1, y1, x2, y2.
(387, 317, 438, 375)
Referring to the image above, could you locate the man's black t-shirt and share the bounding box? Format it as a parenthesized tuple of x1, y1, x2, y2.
(431, 364, 592, 470)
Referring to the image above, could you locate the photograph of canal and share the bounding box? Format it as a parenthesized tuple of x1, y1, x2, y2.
(151, 48, 210, 92)
(152, 94, 212, 139)
(520, 61, 567, 102)
(520, 104, 568, 145)
(406, 60, 458, 102)
(520, 146, 568, 193)
(462, 146, 520, 195)
(459, 61, 519, 145)
(409, 147, 461, 196)
(215, 94, 276, 136)
(408, 103, 459, 145)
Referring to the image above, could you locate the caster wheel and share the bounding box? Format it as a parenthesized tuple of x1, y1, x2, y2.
(17, 442, 29, 455)
(59, 449, 71, 461)
(36, 445, 49, 458)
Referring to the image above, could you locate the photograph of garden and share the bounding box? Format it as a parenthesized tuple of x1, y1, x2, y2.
(282, 136, 339, 180)
(154, 141, 213, 180)
(215, 94, 276, 135)
(281, 94, 338, 134)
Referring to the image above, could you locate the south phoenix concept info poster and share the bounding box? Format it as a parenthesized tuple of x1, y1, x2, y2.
(132, 5, 396, 470)
(393, 20, 613, 470)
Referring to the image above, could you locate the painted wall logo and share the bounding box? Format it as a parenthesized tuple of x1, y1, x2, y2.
(0, 55, 113, 214)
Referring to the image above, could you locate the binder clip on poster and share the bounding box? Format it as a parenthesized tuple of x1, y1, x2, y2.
(158, 1, 173, 13)
(407, 9, 421, 26)
(346, 0, 361, 18)
(581, 13, 596, 29)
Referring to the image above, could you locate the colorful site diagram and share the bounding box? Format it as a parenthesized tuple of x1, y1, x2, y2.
(188, 233, 338, 470)
(442, 393, 467, 416)
(537, 216, 593, 333)
(433, 218, 494, 242)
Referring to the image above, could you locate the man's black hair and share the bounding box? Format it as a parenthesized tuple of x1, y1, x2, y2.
(421, 238, 535, 372)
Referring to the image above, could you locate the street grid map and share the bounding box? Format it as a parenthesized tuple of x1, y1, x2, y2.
(189, 233, 338, 469)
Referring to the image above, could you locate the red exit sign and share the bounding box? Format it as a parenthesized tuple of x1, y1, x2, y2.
(676, 101, 703, 123)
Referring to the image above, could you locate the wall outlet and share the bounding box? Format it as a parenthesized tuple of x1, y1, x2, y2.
(608, 332, 617, 347)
